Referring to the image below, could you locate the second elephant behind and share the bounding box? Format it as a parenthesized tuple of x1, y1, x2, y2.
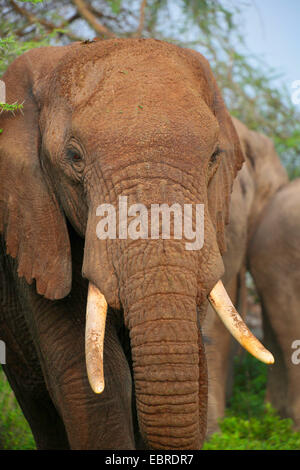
(204, 117, 289, 436)
(249, 178, 300, 430)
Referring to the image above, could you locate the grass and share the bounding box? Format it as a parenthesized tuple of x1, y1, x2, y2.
(0, 369, 35, 450)
(203, 354, 300, 450)
(1, 355, 300, 449)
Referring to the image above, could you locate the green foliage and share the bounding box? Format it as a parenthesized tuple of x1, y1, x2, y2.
(0, 102, 24, 112)
(0, 6, 53, 133)
(107, 0, 122, 14)
(204, 408, 300, 450)
(229, 353, 267, 419)
(0, 102, 24, 134)
(274, 130, 300, 179)
(0, 30, 58, 75)
(0, 369, 35, 450)
(204, 355, 300, 450)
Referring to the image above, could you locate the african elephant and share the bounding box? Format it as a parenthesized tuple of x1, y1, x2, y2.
(0, 38, 271, 450)
(203, 117, 288, 436)
(248, 178, 300, 430)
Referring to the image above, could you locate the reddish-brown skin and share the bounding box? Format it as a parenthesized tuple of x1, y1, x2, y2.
(203, 117, 288, 436)
(248, 178, 300, 431)
(0, 38, 243, 449)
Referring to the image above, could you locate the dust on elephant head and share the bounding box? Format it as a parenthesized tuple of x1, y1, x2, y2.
(0, 38, 244, 449)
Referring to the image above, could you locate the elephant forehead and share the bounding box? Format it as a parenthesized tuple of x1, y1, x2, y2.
(71, 80, 219, 158)
(73, 99, 219, 162)
(54, 58, 106, 107)
(53, 40, 212, 112)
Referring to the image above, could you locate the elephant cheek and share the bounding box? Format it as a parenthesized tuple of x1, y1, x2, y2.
(82, 207, 120, 310)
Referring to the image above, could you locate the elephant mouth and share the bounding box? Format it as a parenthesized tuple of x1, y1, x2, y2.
(84, 279, 274, 395)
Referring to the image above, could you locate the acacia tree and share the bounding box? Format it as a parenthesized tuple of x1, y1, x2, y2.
(0, 0, 299, 177)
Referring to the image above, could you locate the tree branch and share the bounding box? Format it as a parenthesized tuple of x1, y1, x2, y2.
(9, 0, 82, 42)
(135, 0, 147, 37)
(71, 0, 115, 38)
(89, 5, 116, 22)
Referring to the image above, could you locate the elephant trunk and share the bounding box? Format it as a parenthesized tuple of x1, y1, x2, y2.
(129, 308, 205, 449)
(121, 252, 206, 450)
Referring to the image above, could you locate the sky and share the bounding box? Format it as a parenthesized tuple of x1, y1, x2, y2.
(240, 0, 299, 87)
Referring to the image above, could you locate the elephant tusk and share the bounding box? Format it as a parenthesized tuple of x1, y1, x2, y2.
(85, 282, 107, 394)
(208, 280, 274, 365)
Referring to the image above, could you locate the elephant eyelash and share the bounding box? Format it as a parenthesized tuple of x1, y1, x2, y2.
(207, 146, 223, 183)
(210, 146, 222, 165)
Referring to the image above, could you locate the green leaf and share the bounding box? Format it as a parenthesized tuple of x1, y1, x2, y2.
(17, 1, 44, 3)
(107, 0, 122, 14)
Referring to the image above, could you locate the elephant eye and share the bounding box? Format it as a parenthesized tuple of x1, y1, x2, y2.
(67, 149, 83, 164)
(210, 146, 221, 165)
(208, 146, 223, 181)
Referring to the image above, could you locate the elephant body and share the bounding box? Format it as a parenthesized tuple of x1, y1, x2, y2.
(203, 117, 288, 436)
(0, 39, 244, 449)
(0, 230, 136, 449)
(248, 178, 300, 430)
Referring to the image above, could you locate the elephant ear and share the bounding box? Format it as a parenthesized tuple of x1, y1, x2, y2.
(182, 49, 244, 253)
(207, 87, 244, 253)
(0, 47, 72, 300)
(232, 116, 288, 232)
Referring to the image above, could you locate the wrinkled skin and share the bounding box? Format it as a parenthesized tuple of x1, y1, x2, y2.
(0, 39, 243, 449)
(203, 118, 288, 436)
(248, 178, 300, 430)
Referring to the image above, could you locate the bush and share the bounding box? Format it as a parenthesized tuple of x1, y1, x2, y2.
(0, 369, 35, 450)
(204, 404, 300, 450)
(204, 355, 300, 450)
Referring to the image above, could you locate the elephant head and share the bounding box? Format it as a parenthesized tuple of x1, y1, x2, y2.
(0, 39, 272, 449)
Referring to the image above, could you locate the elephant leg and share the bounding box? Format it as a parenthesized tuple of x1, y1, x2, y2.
(204, 306, 231, 436)
(25, 289, 135, 449)
(260, 295, 300, 429)
(56, 321, 135, 449)
(249, 184, 300, 430)
(0, 254, 69, 449)
(2, 364, 69, 449)
(203, 276, 239, 437)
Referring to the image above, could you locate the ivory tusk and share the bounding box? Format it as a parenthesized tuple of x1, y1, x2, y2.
(85, 282, 107, 394)
(208, 280, 274, 365)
